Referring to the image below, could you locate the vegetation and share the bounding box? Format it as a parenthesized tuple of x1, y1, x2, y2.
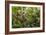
(12, 6, 40, 28)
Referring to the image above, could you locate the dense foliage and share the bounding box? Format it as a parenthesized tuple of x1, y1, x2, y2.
(12, 6, 40, 28)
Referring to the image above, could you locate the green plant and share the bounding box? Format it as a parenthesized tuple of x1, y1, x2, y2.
(12, 6, 40, 28)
